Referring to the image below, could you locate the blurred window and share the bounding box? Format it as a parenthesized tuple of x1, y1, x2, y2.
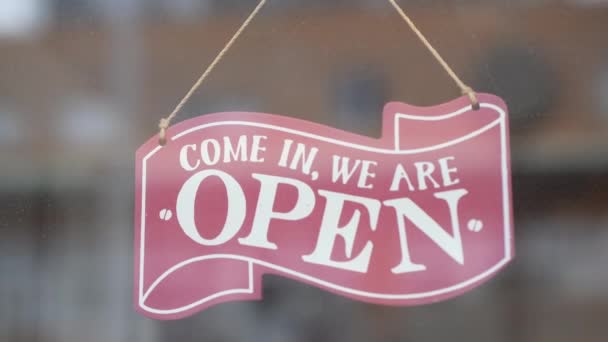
(55, 97, 122, 147)
(332, 66, 387, 135)
(474, 44, 559, 132)
(0, 108, 27, 145)
(0, 0, 47, 38)
(596, 60, 608, 120)
(51, 0, 97, 23)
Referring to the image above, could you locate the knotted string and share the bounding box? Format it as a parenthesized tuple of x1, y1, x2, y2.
(158, 0, 479, 146)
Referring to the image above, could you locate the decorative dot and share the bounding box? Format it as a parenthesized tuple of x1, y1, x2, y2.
(467, 219, 483, 232)
(159, 209, 173, 221)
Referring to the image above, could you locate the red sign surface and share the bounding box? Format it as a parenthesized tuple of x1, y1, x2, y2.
(135, 94, 514, 320)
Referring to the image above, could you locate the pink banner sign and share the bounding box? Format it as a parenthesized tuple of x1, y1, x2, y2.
(134, 94, 514, 320)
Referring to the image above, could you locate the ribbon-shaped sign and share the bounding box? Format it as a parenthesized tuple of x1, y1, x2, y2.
(135, 94, 514, 320)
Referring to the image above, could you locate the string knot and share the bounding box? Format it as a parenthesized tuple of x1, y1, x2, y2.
(461, 86, 480, 110)
(158, 118, 171, 146)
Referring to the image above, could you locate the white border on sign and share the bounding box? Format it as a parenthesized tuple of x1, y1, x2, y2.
(138, 102, 512, 315)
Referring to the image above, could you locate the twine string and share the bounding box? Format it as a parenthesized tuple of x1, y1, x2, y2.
(158, 0, 479, 146)
(387, 0, 479, 110)
(158, 0, 269, 145)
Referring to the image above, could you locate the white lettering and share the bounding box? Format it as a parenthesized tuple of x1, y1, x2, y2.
(384, 189, 468, 274)
(176, 170, 246, 246)
(438, 157, 460, 187)
(332, 156, 361, 185)
(180, 144, 200, 171)
(357, 160, 377, 189)
(302, 190, 380, 273)
(223, 136, 248, 163)
(289, 143, 319, 175)
(278, 139, 294, 167)
(414, 162, 440, 191)
(251, 136, 267, 163)
(238, 174, 315, 250)
(390, 164, 415, 192)
(201, 139, 221, 166)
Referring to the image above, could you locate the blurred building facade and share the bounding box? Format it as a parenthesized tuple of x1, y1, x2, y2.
(1, 1, 607, 342)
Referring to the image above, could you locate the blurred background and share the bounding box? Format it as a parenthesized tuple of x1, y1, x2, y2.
(1, 0, 607, 341)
